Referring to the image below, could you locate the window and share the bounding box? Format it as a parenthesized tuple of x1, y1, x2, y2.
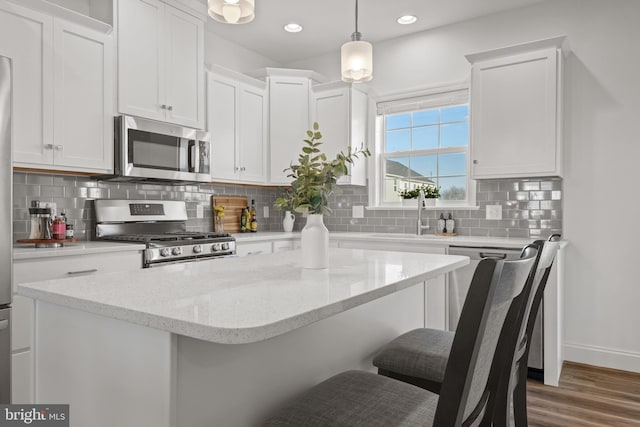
(373, 87, 474, 207)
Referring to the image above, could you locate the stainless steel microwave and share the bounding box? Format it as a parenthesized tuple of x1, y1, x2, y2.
(112, 115, 211, 183)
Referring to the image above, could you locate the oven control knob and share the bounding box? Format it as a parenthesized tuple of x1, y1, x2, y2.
(160, 248, 171, 257)
(193, 245, 202, 254)
(221, 242, 230, 251)
(172, 247, 182, 256)
(212, 243, 221, 252)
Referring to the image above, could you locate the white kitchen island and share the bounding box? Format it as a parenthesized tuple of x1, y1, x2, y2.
(18, 248, 468, 427)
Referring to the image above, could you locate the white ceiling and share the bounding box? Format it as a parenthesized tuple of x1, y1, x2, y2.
(205, 0, 548, 64)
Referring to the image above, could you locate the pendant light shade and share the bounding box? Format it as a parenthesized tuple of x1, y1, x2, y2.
(341, 0, 373, 83)
(341, 40, 373, 83)
(208, 0, 255, 25)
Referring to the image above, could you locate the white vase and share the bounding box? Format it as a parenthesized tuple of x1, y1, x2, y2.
(301, 214, 329, 269)
(424, 198, 436, 207)
(283, 211, 295, 232)
(402, 198, 419, 207)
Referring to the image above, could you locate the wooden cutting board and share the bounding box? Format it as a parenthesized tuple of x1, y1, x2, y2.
(212, 195, 248, 233)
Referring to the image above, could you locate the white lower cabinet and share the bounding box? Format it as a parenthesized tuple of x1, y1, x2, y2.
(335, 240, 448, 330)
(11, 250, 143, 403)
(235, 241, 273, 257)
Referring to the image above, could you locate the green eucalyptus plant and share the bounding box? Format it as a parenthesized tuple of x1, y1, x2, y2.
(274, 122, 370, 215)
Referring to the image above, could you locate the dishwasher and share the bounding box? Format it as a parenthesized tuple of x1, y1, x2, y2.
(448, 246, 544, 376)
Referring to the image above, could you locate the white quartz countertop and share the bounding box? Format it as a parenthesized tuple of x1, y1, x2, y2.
(13, 241, 147, 260)
(18, 249, 469, 344)
(234, 231, 532, 249)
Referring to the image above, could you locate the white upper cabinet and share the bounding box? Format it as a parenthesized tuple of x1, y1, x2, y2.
(466, 37, 567, 179)
(1, 0, 114, 173)
(53, 19, 113, 171)
(268, 72, 311, 185)
(310, 83, 369, 186)
(0, 2, 53, 166)
(208, 69, 266, 184)
(118, 0, 204, 129)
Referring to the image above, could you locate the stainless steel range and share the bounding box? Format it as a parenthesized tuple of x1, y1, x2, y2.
(95, 200, 235, 268)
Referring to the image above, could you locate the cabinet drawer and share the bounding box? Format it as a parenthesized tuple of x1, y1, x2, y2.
(273, 240, 295, 253)
(13, 251, 142, 292)
(236, 241, 272, 257)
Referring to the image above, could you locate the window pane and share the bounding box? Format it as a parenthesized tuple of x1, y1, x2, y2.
(441, 123, 468, 147)
(439, 152, 466, 176)
(384, 157, 410, 202)
(412, 126, 438, 150)
(413, 110, 439, 126)
(438, 176, 467, 200)
(385, 157, 410, 180)
(386, 113, 411, 130)
(385, 129, 411, 152)
(441, 105, 469, 123)
(410, 155, 437, 180)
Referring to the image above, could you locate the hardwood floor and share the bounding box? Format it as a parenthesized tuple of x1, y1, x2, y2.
(527, 362, 640, 426)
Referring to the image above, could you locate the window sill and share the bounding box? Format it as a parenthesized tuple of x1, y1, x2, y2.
(366, 205, 480, 211)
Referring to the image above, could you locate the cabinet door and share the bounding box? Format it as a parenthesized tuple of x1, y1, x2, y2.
(53, 20, 113, 172)
(470, 48, 559, 179)
(164, 5, 204, 129)
(238, 85, 266, 183)
(310, 86, 368, 186)
(117, 0, 165, 122)
(269, 76, 309, 184)
(209, 74, 238, 181)
(311, 87, 349, 161)
(11, 350, 32, 404)
(347, 88, 368, 186)
(0, 3, 53, 166)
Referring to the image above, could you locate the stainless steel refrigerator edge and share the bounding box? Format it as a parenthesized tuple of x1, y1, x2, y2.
(0, 55, 13, 404)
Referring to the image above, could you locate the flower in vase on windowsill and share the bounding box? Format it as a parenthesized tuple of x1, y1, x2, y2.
(274, 122, 370, 268)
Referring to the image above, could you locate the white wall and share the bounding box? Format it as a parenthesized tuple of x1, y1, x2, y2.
(289, 0, 640, 372)
(205, 29, 282, 74)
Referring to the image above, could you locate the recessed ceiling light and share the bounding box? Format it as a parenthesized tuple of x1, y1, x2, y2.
(397, 15, 418, 25)
(284, 23, 303, 33)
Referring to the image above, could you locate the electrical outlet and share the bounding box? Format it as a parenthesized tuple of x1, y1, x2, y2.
(486, 204, 502, 220)
(352, 205, 364, 218)
(196, 205, 204, 219)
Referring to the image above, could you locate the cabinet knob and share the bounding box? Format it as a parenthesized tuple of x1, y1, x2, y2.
(240, 166, 246, 171)
(44, 144, 54, 150)
(55, 145, 64, 151)
(167, 105, 173, 111)
(473, 160, 478, 164)
(160, 104, 167, 110)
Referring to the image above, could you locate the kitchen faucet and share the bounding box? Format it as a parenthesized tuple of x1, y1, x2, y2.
(416, 189, 430, 235)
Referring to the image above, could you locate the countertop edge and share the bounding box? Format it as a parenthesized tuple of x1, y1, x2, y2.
(18, 254, 470, 344)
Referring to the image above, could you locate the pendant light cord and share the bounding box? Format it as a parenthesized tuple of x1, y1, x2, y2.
(355, 0, 359, 34)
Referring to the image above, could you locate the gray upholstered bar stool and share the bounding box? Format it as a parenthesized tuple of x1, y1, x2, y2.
(371, 236, 560, 427)
(263, 254, 537, 427)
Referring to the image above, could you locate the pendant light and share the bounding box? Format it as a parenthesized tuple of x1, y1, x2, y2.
(208, 0, 255, 25)
(341, 0, 373, 83)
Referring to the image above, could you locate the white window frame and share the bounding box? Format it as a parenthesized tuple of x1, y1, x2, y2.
(368, 83, 477, 210)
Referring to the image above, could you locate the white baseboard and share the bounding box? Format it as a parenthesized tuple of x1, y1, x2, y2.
(563, 342, 640, 373)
